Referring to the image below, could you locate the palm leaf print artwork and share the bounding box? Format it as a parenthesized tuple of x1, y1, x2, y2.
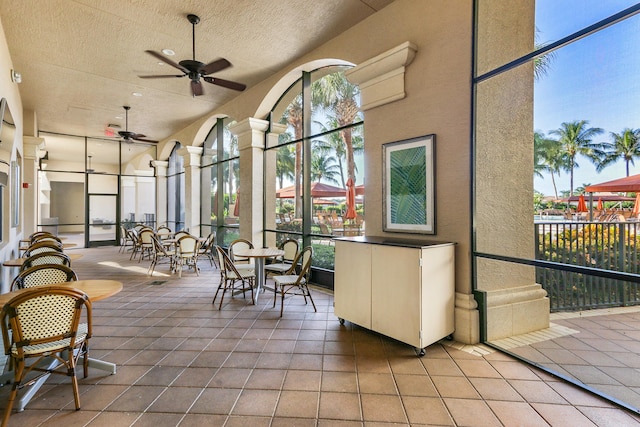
(390, 146, 427, 225)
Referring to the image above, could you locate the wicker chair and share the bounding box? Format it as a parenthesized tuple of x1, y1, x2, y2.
(264, 239, 299, 280)
(148, 235, 176, 276)
(11, 263, 78, 291)
(0, 286, 92, 425)
(212, 245, 255, 309)
(137, 228, 156, 262)
(197, 233, 217, 267)
(229, 238, 254, 265)
(20, 252, 71, 271)
(23, 241, 63, 258)
(176, 234, 199, 278)
(273, 246, 315, 317)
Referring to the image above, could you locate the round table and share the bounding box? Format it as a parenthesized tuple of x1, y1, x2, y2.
(233, 247, 285, 304)
(0, 279, 123, 305)
(2, 252, 84, 267)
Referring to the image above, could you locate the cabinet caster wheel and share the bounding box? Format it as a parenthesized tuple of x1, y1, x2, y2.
(338, 318, 345, 325)
(415, 348, 425, 357)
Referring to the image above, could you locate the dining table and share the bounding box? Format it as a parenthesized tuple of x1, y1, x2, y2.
(0, 279, 123, 411)
(232, 247, 285, 304)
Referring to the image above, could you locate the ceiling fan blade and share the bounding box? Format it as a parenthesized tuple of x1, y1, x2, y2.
(138, 74, 185, 79)
(133, 136, 159, 143)
(201, 58, 231, 76)
(191, 80, 204, 96)
(145, 50, 190, 74)
(203, 76, 246, 92)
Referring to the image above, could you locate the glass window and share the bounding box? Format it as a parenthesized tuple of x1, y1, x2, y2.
(167, 142, 185, 231)
(475, 1, 640, 410)
(200, 117, 239, 245)
(265, 67, 365, 276)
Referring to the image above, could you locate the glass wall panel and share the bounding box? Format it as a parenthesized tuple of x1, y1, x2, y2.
(167, 143, 185, 231)
(223, 158, 239, 227)
(265, 67, 364, 279)
(475, 1, 640, 412)
(39, 170, 85, 236)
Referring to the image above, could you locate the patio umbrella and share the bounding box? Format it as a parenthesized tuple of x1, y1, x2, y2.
(597, 198, 603, 210)
(632, 193, 640, 216)
(345, 178, 357, 220)
(577, 194, 588, 213)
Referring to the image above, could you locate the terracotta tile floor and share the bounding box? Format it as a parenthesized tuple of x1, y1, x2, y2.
(1, 244, 640, 426)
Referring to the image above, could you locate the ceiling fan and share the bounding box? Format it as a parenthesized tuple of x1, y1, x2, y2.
(139, 14, 246, 96)
(117, 106, 157, 143)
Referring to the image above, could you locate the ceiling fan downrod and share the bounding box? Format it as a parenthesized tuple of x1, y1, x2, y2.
(188, 14, 200, 62)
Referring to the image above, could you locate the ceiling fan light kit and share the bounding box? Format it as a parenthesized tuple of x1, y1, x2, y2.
(139, 14, 246, 96)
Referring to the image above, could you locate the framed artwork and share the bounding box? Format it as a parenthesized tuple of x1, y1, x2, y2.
(383, 134, 435, 234)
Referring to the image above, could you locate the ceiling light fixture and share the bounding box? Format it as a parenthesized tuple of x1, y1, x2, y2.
(132, 92, 143, 97)
(161, 49, 175, 56)
(10, 69, 21, 83)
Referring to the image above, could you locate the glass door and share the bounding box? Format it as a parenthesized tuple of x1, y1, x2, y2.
(86, 173, 119, 247)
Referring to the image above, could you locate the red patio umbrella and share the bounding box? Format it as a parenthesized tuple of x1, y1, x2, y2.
(577, 194, 588, 213)
(233, 188, 240, 217)
(345, 178, 357, 220)
(632, 193, 640, 216)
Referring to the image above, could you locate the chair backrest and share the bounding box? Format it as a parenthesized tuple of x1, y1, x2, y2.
(1, 286, 91, 357)
(31, 235, 63, 245)
(178, 235, 198, 256)
(139, 229, 155, 245)
(23, 241, 64, 258)
(156, 226, 172, 238)
(29, 231, 56, 242)
(229, 238, 254, 263)
(215, 245, 249, 279)
(286, 246, 313, 281)
(12, 264, 78, 291)
(151, 235, 172, 257)
(199, 233, 215, 251)
(174, 231, 190, 241)
(20, 252, 71, 271)
(280, 239, 299, 263)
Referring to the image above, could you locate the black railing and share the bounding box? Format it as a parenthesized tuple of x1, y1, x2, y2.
(535, 221, 640, 311)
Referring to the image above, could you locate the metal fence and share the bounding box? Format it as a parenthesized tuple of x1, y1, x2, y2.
(535, 221, 640, 311)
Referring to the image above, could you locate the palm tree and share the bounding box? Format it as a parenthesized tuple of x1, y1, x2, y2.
(312, 72, 362, 185)
(534, 131, 568, 200)
(534, 28, 556, 81)
(597, 128, 640, 176)
(276, 144, 295, 188)
(281, 94, 304, 216)
(311, 153, 341, 184)
(313, 118, 364, 188)
(549, 120, 604, 196)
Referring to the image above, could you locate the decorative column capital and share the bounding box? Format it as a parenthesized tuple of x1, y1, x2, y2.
(345, 41, 417, 110)
(229, 118, 269, 150)
(178, 146, 203, 167)
(150, 160, 169, 176)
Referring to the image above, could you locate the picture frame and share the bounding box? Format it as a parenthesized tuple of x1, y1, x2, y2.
(383, 134, 435, 234)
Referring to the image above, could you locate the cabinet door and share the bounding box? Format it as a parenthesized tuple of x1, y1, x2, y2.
(334, 241, 372, 328)
(371, 245, 421, 347)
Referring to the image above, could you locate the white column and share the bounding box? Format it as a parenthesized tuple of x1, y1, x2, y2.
(178, 146, 203, 235)
(264, 123, 288, 248)
(151, 160, 168, 227)
(229, 118, 269, 245)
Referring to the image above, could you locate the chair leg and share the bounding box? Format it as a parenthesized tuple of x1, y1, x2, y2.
(280, 286, 286, 317)
(3, 361, 23, 426)
(304, 283, 317, 312)
(68, 357, 81, 410)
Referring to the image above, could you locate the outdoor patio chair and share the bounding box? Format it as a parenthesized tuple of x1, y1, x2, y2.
(28, 231, 56, 242)
(0, 286, 92, 425)
(148, 235, 176, 276)
(156, 225, 172, 240)
(176, 234, 199, 278)
(137, 228, 156, 262)
(23, 241, 64, 258)
(273, 246, 315, 317)
(264, 239, 299, 280)
(11, 263, 78, 291)
(229, 238, 253, 265)
(212, 245, 255, 309)
(20, 252, 71, 271)
(119, 225, 136, 253)
(197, 233, 217, 267)
(30, 234, 62, 246)
(127, 228, 141, 260)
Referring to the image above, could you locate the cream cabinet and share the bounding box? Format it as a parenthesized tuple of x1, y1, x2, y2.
(334, 236, 455, 356)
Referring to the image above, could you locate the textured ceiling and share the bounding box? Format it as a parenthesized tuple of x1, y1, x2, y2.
(0, 0, 394, 146)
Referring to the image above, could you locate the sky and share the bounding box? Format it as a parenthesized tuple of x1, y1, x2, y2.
(533, 1, 640, 196)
